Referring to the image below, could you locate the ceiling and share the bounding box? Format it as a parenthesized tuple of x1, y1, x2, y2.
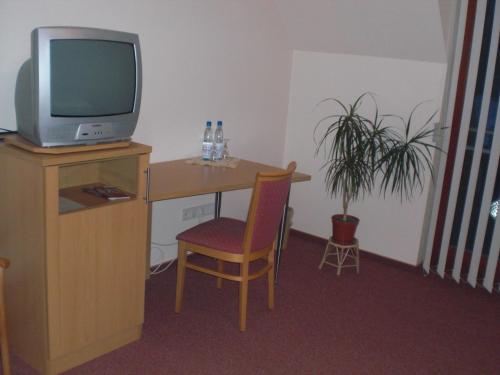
(274, 0, 449, 63)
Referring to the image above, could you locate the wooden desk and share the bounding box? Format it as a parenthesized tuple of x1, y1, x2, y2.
(147, 158, 311, 279)
(149, 158, 310, 200)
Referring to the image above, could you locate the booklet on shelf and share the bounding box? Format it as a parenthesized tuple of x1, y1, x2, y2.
(82, 186, 131, 201)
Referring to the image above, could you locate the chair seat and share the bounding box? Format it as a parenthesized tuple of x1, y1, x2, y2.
(176, 217, 246, 254)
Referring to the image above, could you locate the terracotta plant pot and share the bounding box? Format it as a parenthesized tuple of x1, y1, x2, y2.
(331, 214, 359, 245)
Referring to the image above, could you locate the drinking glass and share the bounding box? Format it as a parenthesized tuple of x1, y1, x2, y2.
(222, 139, 230, 159)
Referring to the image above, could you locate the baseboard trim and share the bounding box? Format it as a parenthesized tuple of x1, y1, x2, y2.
(290, 228, 419, 272)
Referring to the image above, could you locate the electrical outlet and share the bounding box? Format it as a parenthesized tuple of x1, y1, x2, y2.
(182, 207, 193, 221)
(182, 203, 215, 221)
(182, 206, 197, 221)
(201, 203, 214, 216)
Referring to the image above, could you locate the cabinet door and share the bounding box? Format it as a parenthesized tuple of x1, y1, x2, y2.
(49, 200, 147, 357)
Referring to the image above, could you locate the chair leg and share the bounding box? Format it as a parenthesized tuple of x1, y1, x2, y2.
(216, 259, 224, 289)
(267, 250, 275, 310)
(175, 242, 188, 313)
(239, 263, 249, 332)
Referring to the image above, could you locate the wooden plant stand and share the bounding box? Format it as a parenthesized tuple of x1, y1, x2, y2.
(319, 238, 360, 276)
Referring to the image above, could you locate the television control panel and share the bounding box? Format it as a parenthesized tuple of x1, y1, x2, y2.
(75, 123, 114, 141)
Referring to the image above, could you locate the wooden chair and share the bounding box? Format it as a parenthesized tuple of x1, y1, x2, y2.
(175, 162, 296, 331)
(0, 258, 10, 375)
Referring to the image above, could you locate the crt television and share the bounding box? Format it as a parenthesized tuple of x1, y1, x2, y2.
(15, 26, 142, 147)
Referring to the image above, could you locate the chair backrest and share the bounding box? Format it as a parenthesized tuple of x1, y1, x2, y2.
(242, 162, 296, 254)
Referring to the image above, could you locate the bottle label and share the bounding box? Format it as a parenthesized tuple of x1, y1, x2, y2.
(214, 142, 224, 160)
(202, 141, 213, 160)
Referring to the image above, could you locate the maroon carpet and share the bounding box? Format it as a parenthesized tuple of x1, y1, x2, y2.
(9, 234, 500, 374)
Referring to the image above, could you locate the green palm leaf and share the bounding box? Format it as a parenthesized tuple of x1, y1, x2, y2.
(314, 94, 445, 214)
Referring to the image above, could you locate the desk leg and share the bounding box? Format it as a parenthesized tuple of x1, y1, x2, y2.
(274, 192, 290, 283)
(214, 192, 222, 219)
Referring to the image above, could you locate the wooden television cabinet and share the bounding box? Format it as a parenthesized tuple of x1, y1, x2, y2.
(0, 141, 151, 374)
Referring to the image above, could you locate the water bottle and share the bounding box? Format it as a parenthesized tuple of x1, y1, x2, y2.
(214, 120, 224, 160)
(202, 121, 213, 160)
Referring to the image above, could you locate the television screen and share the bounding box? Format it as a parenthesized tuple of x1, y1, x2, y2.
(50, 39, 136, 117)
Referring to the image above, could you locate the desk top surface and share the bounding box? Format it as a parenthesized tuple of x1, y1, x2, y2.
(148, 158, 311, 201)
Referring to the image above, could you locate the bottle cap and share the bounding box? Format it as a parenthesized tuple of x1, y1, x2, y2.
(206, 121, 212, 127)
(217, 120, 222, 127)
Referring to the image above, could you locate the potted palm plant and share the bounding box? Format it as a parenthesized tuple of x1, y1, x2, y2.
(314, 93, 441, 244)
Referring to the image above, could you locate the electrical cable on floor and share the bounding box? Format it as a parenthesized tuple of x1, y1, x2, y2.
(150, 240, 177, 275)
(150, 258, 176, 275)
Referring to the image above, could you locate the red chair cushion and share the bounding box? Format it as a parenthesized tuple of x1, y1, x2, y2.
(176, 217, 246, 254)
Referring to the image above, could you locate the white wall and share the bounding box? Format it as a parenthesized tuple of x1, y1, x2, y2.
(275, 0, 446, 63)
(0, 0, 292, 264)
(439, 0, 460, 53)
(284, 51, 447, 265)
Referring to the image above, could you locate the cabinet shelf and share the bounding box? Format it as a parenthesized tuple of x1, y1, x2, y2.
(59, 183, 137, 214)
(58, 155, 139, 214)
